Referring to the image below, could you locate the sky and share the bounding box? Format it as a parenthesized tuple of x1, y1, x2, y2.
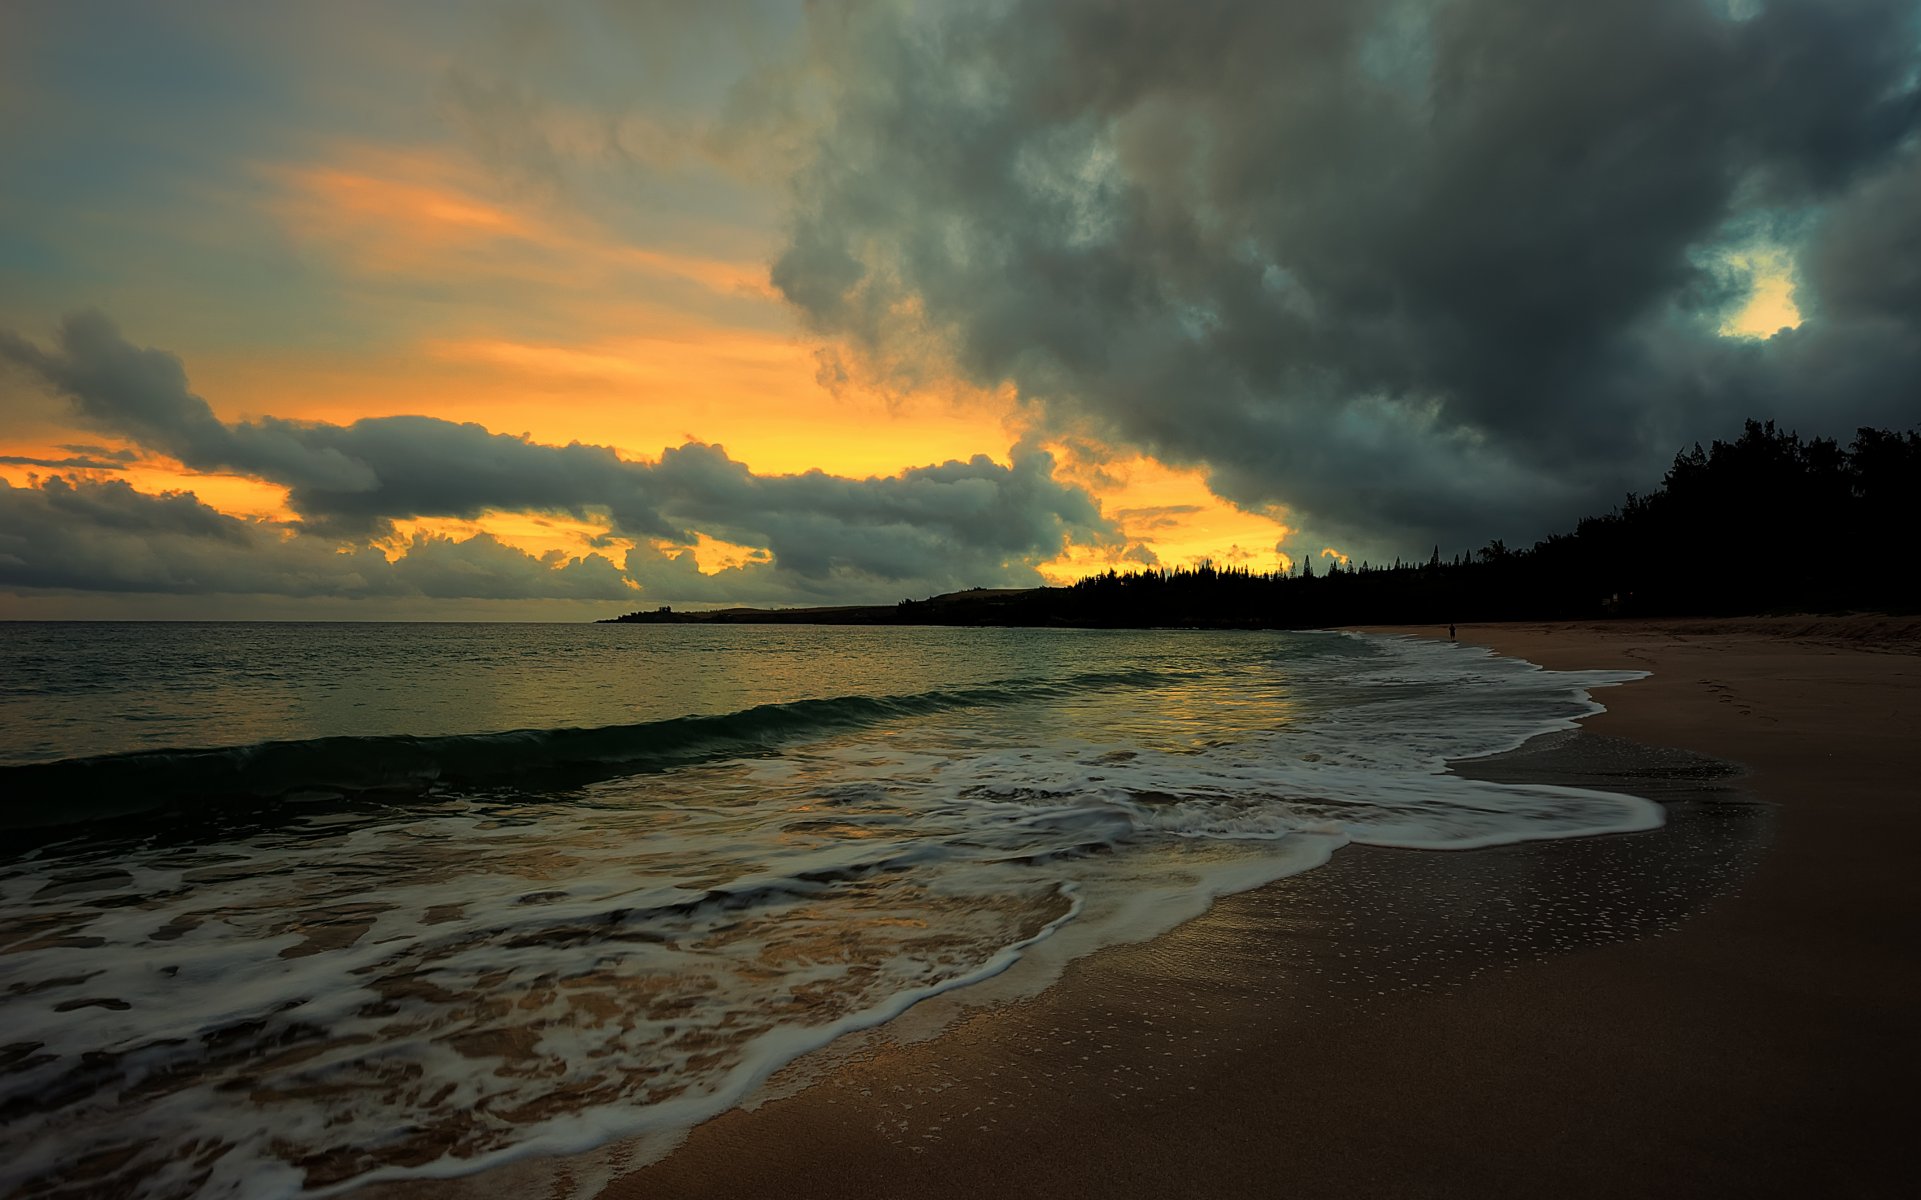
(2, 0, 1917, 620)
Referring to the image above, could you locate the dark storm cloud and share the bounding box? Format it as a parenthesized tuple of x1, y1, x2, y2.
(1800, 147, 1921, 320)
(772, 0, 1921, 556)
(0, 454, 130, 470)
(0, 314, 1116, 602)
(0, 475, 632, 599)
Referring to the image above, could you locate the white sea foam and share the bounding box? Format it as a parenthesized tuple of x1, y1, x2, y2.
(0, 631, 1652, 1198)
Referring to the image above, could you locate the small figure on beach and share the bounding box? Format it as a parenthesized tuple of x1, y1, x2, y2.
(1448, 623, 1457, 641)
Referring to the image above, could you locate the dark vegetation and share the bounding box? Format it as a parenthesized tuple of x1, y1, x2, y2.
(605, 421, 1919, 629)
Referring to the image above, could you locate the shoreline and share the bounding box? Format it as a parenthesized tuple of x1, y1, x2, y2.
(359, 617, 1918, 1199)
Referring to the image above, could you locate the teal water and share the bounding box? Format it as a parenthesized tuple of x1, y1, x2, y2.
(0, 623, 1652, 1199)
(0, 623, 1223, 765)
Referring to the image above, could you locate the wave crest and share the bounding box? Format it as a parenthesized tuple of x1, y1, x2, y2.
(0, 669, 1173, 830)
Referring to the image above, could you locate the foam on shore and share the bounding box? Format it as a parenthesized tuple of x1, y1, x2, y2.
(0, 633, 1652, 1198)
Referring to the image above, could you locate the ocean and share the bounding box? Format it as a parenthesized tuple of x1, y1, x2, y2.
(0, 623, 1654, 1198)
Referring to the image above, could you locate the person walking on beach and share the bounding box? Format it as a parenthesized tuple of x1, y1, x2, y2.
(1448, 623, 1457, 641)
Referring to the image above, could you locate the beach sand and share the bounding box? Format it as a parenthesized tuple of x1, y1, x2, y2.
(360, 617, 1918, 1199)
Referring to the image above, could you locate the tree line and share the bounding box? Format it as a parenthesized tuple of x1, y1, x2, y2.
(893, 421, 1919, 628)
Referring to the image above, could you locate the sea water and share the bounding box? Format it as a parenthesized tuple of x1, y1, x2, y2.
(0, 623, 1653, 1198)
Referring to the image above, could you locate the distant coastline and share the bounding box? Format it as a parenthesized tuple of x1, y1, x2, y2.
(599, 587, 1056, 627)
(602, 420, 1920, 630)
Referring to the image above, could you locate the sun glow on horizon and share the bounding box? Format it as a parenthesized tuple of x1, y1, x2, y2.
(0, 7, 1500, 615)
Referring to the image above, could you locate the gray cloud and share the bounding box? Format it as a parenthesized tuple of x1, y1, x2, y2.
(648, 438, 1106, 584)
(771, 0, 1921, 558)
(56, 444, 140, 462)
(0, 312, 678, 541)
(1801, 146, 1921, 321)
(0, 314, 1116, 605)
(0, 475, 633, 600)
(0, 454, 130, 470)
(386, 530, 634, 601)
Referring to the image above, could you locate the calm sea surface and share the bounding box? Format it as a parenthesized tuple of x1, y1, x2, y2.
(0, 622, 1652, 1198)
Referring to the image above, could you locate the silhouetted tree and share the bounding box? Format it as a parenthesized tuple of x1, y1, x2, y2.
(609, 419, 1919, 629)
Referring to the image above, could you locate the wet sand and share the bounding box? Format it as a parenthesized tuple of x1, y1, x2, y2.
(363, 617, 1919, 1199)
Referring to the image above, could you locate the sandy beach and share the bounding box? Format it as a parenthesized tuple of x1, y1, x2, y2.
(364, 617, 1919, 1200)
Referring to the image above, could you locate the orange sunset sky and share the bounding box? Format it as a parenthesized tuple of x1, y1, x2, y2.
(0, 5, 1303, 620)
(4, 0, 1892, 622)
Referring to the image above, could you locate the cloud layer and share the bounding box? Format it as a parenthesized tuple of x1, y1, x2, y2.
(6, 1, 1916, 614)
(0, 475, 632, 600)
(1, 314, 1115, 604)
(772, 0, 1921, 556)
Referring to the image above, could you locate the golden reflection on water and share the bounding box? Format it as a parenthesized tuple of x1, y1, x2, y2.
(1, 628, 1340, 1198)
